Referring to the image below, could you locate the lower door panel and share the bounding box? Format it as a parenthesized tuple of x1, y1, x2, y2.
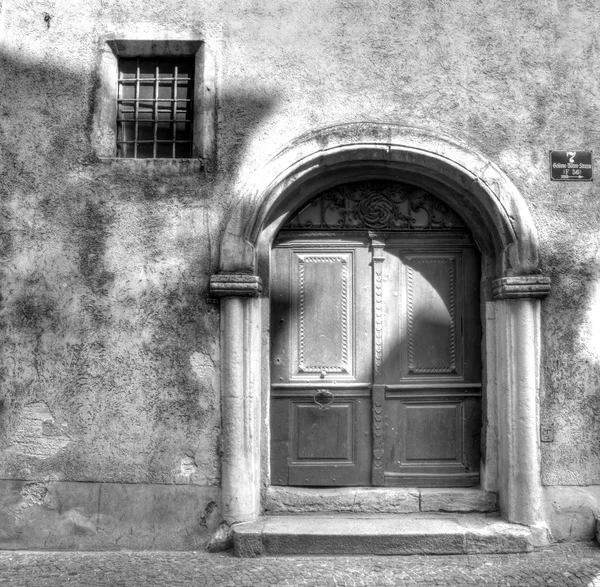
(383, 391, 481, 487)
(271, 393, 372, 486)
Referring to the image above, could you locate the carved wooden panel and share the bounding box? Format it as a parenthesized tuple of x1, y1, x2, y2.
(270, 240, 372, 487)
(283, 180, 466, 231)
(284, 396, 372, 486)
(405, 255, 457, 375)
(292, 402, 354, 462)
(383, 394, 481, 487)
(402, 402, 462, 462)
(294, 252, 352, 376)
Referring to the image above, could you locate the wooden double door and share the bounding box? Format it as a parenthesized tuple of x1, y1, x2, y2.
(270, 232, 482, 487)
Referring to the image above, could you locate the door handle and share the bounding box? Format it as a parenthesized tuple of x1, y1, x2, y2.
(313, 389, 334, 409)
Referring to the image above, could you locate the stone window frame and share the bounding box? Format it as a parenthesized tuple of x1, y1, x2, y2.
(92, 38, 217, 169)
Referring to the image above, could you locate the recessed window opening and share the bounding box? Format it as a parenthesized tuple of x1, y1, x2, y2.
(117, 57, 194, 159)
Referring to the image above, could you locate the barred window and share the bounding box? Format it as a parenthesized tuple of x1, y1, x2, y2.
(117, 57, 194, 158)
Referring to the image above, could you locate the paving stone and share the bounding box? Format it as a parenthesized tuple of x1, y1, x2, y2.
(0, 543, 599, 585)
(0, 543, 600, 587)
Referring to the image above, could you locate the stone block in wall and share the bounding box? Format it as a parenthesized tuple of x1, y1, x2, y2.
(0, 480, 220, 550)
(544, 486, 600, 542)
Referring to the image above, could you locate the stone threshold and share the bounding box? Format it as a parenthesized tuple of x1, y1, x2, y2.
(233, 513, 532, 556)
(266, 486, 498, 514)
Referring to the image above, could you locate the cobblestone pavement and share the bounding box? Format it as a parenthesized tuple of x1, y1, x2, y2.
(0, 542, 599, 586)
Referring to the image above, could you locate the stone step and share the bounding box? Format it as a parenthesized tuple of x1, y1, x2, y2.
(266, 486, 499, 514)
(232, 513, 533, 557)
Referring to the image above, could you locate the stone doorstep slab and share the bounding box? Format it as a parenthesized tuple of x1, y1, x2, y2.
(233, 514, 533, 557)
(265, 486, 499, 514)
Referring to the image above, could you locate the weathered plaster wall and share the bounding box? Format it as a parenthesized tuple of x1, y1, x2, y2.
(0, 0, 599, 546)
(0, 2, 225, 547)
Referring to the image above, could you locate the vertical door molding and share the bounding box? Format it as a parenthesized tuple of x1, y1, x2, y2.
(210, 275, 263, 524)
(370, 234, 386, 486)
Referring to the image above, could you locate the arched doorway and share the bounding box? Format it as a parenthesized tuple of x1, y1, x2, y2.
(210, 123, 550, 539)
(270, 179, 482, 488)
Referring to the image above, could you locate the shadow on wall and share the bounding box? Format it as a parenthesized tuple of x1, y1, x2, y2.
(0, 49, 90, 454)
(0, 45, 276, 491)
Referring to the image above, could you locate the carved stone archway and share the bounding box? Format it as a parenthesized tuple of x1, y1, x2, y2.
(210, 123, 550, 541)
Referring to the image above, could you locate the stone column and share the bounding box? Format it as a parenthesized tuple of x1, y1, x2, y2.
(493, 275, 551, 542)
(210, 274, 262, 524)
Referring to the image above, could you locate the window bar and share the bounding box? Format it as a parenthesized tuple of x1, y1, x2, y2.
(116, 57, 194, 158)
(172, 60, 178, 158)
(134, 57, 140, 159)
(153, 59, 159, 158)
(117, 64, 122, 157)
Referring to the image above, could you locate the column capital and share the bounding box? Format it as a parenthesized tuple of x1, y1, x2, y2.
(492, 275, 551, 300)
(210, 273, 263, 298)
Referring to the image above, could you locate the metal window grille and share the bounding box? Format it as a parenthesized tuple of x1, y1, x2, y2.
(117, 57, 194, 158)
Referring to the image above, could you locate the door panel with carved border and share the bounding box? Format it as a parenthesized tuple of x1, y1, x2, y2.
(270, 237, 372, 485)
(379, 241, 481, 487)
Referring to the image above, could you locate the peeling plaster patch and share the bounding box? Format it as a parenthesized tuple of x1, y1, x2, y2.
(207, 521, 232, 552)
(580, 277, 600, 360)
(190, 352, 211, 375)
(177, 452, 213, 485)
(9, 402, 70, 458)
(190, 351, 220, 405)
(190, 351, 217, 382)
(180, 455, 198, 476)
(59, 509, 98, 535)
(21, 482, 48, 506)
(4, 482, 50, 523)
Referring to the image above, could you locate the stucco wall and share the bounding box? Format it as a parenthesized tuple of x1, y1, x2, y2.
(0, 0, 599, 546)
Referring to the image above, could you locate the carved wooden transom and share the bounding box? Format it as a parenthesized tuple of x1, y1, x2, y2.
(283, 180, 466, 231)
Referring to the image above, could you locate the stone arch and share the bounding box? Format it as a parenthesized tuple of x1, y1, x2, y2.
(210, 123, 550, 542)
(218, 123, 540, 283)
